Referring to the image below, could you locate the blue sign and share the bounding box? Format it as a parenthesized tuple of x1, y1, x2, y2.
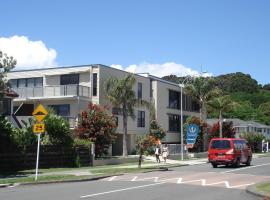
(186, 124, 199, 145)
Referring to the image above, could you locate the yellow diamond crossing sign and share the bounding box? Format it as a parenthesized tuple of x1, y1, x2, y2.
(32, 104, 48, 122)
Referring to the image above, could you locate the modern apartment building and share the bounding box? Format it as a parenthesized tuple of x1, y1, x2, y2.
(7, 65, 199, 155)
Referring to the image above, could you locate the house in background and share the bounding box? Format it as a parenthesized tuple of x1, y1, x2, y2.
(7, 64, 200, 155)
(207, 118, 270, 139)
(1, 88, 18, 121)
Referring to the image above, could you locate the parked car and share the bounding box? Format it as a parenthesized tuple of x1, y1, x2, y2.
(208, 138, 252, 168)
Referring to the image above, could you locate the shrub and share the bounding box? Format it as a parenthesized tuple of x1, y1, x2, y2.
(149, 120, 166, 141)
(239, 132, 266, 152)
(75, 102, 117, 158)
(208, 121, 236, 141)
(0, 116, 16, 151)
(44, 109, 73, 146)
(13, 118, 37, 148)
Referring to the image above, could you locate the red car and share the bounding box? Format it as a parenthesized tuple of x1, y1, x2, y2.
(208, 138, 252, 168)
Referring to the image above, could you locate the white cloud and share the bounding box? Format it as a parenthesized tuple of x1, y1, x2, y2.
(110, 62, 212, 78)
(0, 35, 57, 69)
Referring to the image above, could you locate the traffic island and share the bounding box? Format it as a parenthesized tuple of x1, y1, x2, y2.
(246, 182, 270, 199)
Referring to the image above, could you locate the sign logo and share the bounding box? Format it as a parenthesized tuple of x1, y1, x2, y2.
(33, 123, 45, 133)
(32, 104, 48, 122)
(186, 124, 199, 148)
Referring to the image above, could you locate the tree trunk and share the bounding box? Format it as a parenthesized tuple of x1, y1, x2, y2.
(219, 110, 222, 138)
(122, 105, 128, 157)
(138, 153, 143, 168)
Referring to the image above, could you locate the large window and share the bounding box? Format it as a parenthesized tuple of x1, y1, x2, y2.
(168, 114, 180, 132)
(93, 73, 97, 96)
(10, 78, 43, 88)
(49, 104, 70, 117)
(60, 74, 79, 85)
(137, 110, 145, 127)
(169, 90, 180, 109)
(137, 82, 142, 99)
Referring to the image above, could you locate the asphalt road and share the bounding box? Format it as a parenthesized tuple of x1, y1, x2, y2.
(1, 156, 270, 200)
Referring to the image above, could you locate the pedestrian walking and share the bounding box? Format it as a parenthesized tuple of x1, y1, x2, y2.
(162, 144, 169, 163)
(263, 143, 267, 153)
(155, 145, 161, 163)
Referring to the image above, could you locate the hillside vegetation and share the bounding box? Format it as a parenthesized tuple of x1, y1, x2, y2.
(163, 72, 270, 125)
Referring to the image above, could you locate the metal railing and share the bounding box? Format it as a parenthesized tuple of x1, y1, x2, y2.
(13, 85, 90, 98)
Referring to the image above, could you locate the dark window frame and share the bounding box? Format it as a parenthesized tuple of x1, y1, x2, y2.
(168, 114, 180, 132)
(48, 104, 70, 117)
(60, 74, 79, 85)
(137, 110, 145, 128)
(137, 82, 142, 99)
(93, 73, 97, 96)
(168, 90, 180, 109)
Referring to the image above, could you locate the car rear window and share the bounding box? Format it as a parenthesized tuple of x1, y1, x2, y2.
(210, 140, 231, 149)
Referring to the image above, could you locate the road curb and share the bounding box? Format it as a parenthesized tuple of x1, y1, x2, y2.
(246, 182, 270, 199)
(0, 184, 12, 188)
(0, 174, 124, 188)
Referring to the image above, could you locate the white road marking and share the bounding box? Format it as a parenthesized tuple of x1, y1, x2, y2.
(229, 183, 255, 188)
(108, 176, 117, 181)
(177, 178, 206, 184)
(80, 182, 166, 198)
(105, 174, 257, 190)
(131, 176, 159, 182)
(222, 163, 270, 173)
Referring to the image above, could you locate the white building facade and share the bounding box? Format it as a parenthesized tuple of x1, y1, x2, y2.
(7, 65, 200, 155)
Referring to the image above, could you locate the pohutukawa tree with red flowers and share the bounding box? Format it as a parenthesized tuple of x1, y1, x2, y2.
(75, 102, 117, 157)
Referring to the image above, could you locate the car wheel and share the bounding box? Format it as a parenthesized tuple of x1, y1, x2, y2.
(212, 163, 217, 168)
(234, 158, 240, 168)
(246, 157, 251, 166)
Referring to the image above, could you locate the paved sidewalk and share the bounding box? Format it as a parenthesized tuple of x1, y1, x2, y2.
(144, 156, 208, 166)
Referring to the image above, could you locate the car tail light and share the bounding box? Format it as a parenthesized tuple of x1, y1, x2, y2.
(225, 149, 234, 155)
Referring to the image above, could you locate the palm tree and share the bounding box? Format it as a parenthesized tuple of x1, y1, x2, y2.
(105, 74, 149, 157)
(184, 77, 219, 121)
(207, 95, 234, 138)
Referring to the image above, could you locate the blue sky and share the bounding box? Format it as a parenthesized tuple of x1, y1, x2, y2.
(0, 0, 269, 84)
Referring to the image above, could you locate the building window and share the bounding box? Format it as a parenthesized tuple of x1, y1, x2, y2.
(168, 114, 180, 132)
(169, 90, 180, 109)
(112, 107, 122, 115)
(13, 104, 34, 116)
(26, 78, 34, 87)
(49, 104, 70, 117)
(10, 78, 43, 88)
(60, 74, 79, 85)
(35, 77, 43, 87)
(137, 110, 145, 127)
(93, 73, 97, 96)
(137, 82, 142, 99)
(10, 79, 18, 88)
(18, 79, 26, 88)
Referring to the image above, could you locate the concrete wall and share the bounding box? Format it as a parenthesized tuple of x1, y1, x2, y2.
(98, 66, 150, 135)
(152, 79, 200, 144)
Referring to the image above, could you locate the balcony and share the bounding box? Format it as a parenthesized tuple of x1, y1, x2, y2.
(13, 85, 90, 99)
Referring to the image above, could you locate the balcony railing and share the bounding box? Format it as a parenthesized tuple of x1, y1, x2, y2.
(13, 85, 90, 98)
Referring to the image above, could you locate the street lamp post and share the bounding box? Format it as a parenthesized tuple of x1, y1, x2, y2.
(179, 76, 192, 161)
(180, 83, 184, 161)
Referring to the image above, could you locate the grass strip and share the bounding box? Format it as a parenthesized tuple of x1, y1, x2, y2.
(256, 182, 270, 196)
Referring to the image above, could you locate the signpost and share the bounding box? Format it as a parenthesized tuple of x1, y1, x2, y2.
(32, 104, 48, 181)
(186, 124, 199, 149)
